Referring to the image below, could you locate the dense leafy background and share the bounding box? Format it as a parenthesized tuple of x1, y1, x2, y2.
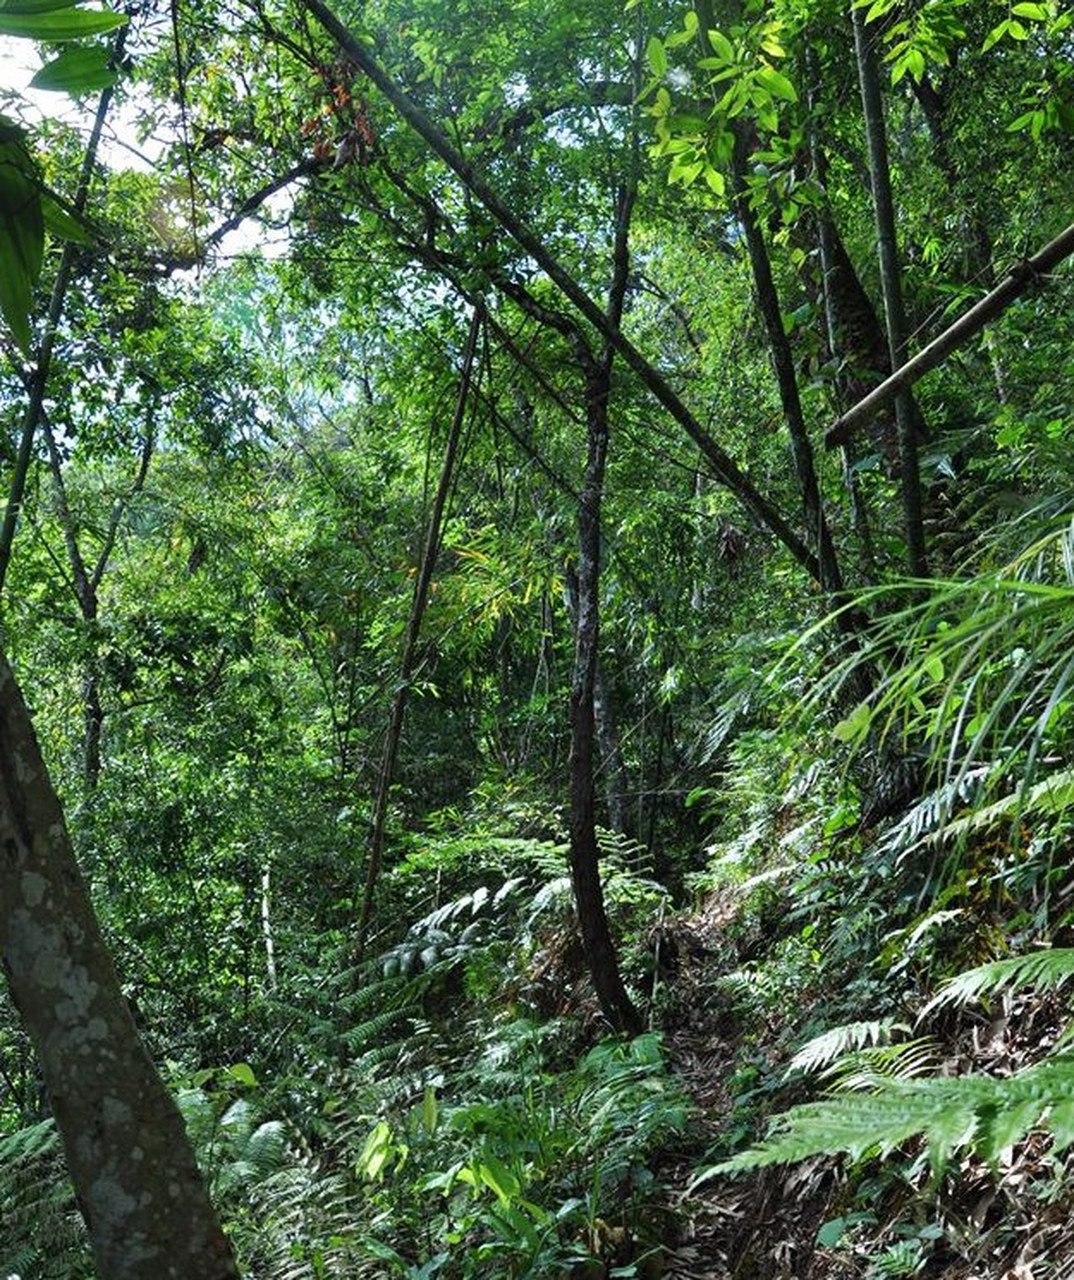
(3, 0, 1074, 1274)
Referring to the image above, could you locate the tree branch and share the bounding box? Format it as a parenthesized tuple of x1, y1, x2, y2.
(826, 220, 1074, 450)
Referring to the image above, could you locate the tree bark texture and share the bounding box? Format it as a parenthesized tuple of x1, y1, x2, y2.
(570, 353, 641, 1036)
(0, 652, 239, 1279)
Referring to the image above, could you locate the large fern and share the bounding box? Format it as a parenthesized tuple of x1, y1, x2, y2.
(921, 946, 1074, 1015)
(699, 948, 1074, 1187)
(695, 1052, 1074, 1183)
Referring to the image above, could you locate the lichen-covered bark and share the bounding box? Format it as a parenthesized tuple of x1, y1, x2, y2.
(0, 651, 239, 1280)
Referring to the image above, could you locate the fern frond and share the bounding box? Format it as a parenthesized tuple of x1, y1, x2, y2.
(786, 1019, 908, 1078)
(828, 1038, 939, 1090)
(921, 947, 1074, 1017)
(695, 1052, 1074, 1185)
(0, 1117, 59, 1162)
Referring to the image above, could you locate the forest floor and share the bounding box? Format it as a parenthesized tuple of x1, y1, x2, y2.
(644, 893, 1074, 1280)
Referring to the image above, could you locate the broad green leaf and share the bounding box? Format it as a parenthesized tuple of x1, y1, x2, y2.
(666, 11, 699, 49)
(704, 166, 726, 197)
(756, 65, 797, 103)
(31, 45, 117, 93)
(1006, 109, 1037, 132)
(670, 156, 705, 186)
(0, 126, 43, 354)
(0, 7, 127, 39)
(707, 28, 734, 62)
(226, 1062, 257, 1086)
(41, 192, 91, 244)
(982, 19, 1010, 51)
(833, 700, 871, 744)
(646, 35, 667, 78)
(0, 0, 92, 11)
(357, 1120, 394, 1180)
(477, 1153, 520, 1205)
(923, 654, 944, 683)
(1012, 1, 1048, 15)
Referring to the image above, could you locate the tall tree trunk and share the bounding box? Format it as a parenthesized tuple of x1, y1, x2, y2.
(728, 126, 843, 595)
(0, 652, 239, 1279)
(570, 351, 641, 1034)
(851, 5, 928, 576)
(356, 303, 482, 958)
(567, 116, 642, 1032)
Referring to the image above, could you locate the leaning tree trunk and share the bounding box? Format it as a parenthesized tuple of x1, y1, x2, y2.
(0, 651, 239, 1279)
(728, 125, 843, 596)
(355, 303, 482, 959)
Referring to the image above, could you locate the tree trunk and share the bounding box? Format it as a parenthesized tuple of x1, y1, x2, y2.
(567, 125, 642, 1032)
(0, 651, 239, 1279)
(851, 5, 928, 576)
(729, 125, 843, 595)
(570, 349, 641, 1035)
(356, 303, 482, 958)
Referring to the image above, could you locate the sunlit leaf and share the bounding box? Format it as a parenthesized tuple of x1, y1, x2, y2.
(31, 45, 117, 93)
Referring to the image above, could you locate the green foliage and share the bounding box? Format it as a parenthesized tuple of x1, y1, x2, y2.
(698, 1051, 1074, 1181)
(0, 1118, 89, 1277)
(697, 947, 1074, 1192)
(0, 2, 125, 351)
(6, 0, 1074, 1270)
(0, 120, 44, 354)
